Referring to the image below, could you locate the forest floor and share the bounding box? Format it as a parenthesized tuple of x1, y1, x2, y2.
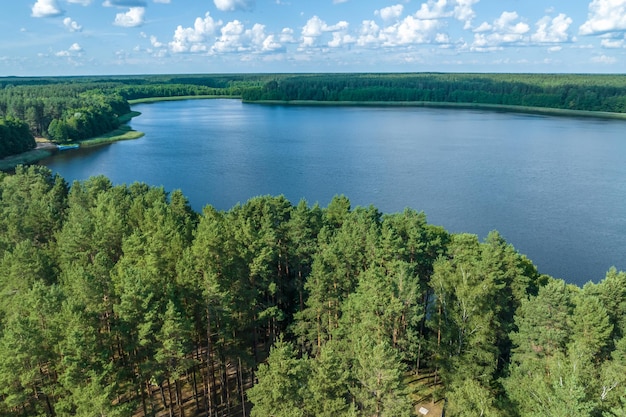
(407, 372, 444, 417)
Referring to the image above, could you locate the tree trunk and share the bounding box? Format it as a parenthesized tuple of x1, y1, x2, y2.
(206, 307, 215, 417)
(238, 357, 247, 417)
(167, 379, 174, 417)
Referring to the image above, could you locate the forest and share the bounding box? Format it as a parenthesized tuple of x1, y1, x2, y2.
(2, 72, 626, 159)
(1, 165, 626, 417)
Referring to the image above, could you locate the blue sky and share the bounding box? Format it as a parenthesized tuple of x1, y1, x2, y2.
(2, 0, 626, 75)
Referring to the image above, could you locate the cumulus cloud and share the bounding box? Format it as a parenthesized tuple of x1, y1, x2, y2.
(453, 0, 479, 27)
(531, 14, 572, 43)
(301, 15, 350, 48)
(357, 20, 381, 46)
(150, 35, 164, 48)
(209, 21, 286, 53)
(169, 12, 221, 53)
(393, 16, 441, 45)
(580, 0, 626, 35)
(31, 0, 64, 18)
(471, 11, 529, 50)
(56, 42, 83, 57)
(412, 0, 478, 28)
(212, 20, 245, 52)
(214, 0, 255, 12)
(103, 0, 147, 6)
(114, 7, 146, 27)
(601, 37, 625, 47)
(63, 17, 83, 32)
(279, 28, 296, 43)
(415, 0, 449, 20)
(357, 10, 443, 48)
(67, 0, 92, 5)
(376, 5, 404, 22)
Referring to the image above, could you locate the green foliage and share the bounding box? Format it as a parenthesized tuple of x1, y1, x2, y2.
(240, 73, 626, 114)
(0, 167, 623, 416)
(0, 117, 35, 158)
(247, 338, 310, 417)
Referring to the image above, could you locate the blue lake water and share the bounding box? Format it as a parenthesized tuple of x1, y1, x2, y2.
(40, 99, 626, 285)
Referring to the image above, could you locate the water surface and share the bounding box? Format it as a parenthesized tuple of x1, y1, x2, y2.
(40, 99, 626, 285)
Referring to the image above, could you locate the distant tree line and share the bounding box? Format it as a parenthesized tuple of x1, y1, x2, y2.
(241, 73, 626, 113)
(1, 166, 625, 416)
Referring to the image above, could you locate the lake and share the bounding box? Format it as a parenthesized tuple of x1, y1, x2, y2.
(39, 99, 626, 286)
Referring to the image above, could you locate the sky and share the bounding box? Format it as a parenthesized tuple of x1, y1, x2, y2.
(1, 0, 626, 75)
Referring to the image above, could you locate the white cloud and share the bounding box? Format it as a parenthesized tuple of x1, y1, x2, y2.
(31, 0, 64, 18)
(376, 5, 404, 22)
(114, 7, 145, 27)
(580, 0, 626, 35)
(435, 33, 450, 44)
(357, 20, 380, 46)
(103, 0, 146, 6)
(279, 28, 296, 43)
(210, 21, 285, 53)
(262, 35, 283, 52)
(392, 16, 441, 45)
(63, 17, 83, 32)
(67, 0, 92, 5)
(471, 11, 530, 50)
(415, 0, 449, 20)
(412, 0, 478, 28)
(591, 54, 617, 63)
(601, 37, 625, 47)
(154, 0, 171, 3)
(453, 0, 479, 26)
(494, 11, 529, 35)
(212, 20, 245, 52)
(356, 12, 443, 48)
(55, 42, 83, 57)
(531, 14, 572, 43)
(150, 35, 164, 48)
(169, 12, 221, 53)
(301, 16, 350, 48)
(213, 0, 255, 12)
(473, 22, 492, 33)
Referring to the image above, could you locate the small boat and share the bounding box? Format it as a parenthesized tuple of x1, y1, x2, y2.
(57, 144, 79, 151)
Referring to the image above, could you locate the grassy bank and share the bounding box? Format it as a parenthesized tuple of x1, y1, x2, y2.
(244, 99, 626, 120)
(78, 124, 144, 148)
(128, 94, 239, 105)
(0, 149, 55, 171)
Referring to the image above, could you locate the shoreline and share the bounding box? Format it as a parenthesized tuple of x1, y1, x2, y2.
(242, 99, 626, 121)
(128, 94, 240, 105)
(0, 111, 144, 171)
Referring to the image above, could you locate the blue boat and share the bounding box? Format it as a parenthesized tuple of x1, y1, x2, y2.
(57, 144, 79, 151)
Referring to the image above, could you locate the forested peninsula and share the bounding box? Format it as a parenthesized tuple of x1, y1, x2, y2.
(2, 72, 626, 163)
(1, 166, 626, 417)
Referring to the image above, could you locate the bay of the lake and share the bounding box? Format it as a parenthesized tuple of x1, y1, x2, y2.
(40, 99, 626, 286)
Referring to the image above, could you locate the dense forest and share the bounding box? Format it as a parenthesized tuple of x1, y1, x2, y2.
(1, 166, 626, 416)
(1, 73, 626, 159)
